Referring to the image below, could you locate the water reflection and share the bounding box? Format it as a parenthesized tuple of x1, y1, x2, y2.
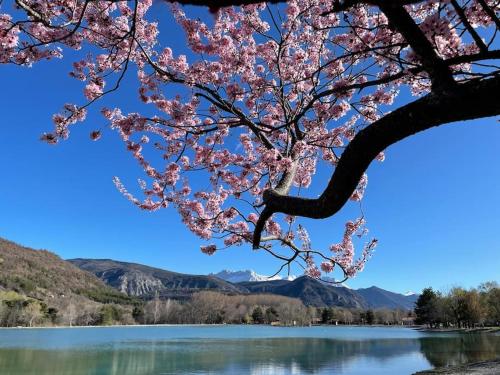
(419, 334, 500, 368)
(0, 330, 498, 375)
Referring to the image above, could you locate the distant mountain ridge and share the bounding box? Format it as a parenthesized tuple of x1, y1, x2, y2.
(68, 258, 245, 300)
(356, 286, 418, 310)
(70, 258, 419, 310)
(238, 277, 367, 308)
(213, 270, 351, 288)
(214, 269, 415, 309)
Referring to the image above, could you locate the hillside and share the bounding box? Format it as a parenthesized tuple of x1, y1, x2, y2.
(239, 277, 367, 308)
(0, 238, 134, 304)
(0, 238, 139, 327)
(68, 258, 247, 300)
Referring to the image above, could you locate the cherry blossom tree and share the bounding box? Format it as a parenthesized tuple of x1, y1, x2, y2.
(1, 0, 499, 281)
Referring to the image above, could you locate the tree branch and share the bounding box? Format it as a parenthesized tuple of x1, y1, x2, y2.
(15, 0, 50, 26)
(376, 1, 456, 92)
(476, 0, 500, 30)
(253, 75, 500, 248)
(450, 0, 488, 54)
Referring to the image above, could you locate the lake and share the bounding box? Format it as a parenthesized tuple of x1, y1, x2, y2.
(0, 325, 499, 374)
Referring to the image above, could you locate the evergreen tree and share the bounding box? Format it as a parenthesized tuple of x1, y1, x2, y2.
(265, 307, 279, 324)
(321, 308, 334, 324)
(132, 306, 144, 324)
(365, 310, 375, 325)
(251, 306, 264, 324)
(415, 288, 439, 327)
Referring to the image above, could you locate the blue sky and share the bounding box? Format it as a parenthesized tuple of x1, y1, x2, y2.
(1, 4, 499, 294)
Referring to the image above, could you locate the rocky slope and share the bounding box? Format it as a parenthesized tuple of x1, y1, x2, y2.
(69, 258, 246, 300)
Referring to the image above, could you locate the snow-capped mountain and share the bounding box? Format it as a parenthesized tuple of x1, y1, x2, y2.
(212, 269, 296, 283)
(404, 291, 416, 296)
(320, 276, 351, 289)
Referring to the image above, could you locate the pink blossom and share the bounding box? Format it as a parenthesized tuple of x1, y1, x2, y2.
(200, 244, 217, 255)
(305, 265, 321, 279)
(320, 261, 335, 273)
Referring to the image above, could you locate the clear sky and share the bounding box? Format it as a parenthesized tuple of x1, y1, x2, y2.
(1, 4, 499, 294)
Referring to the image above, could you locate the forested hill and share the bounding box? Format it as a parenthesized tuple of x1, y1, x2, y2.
(0, 238, 138, 326)
(0, 238, 134, 304)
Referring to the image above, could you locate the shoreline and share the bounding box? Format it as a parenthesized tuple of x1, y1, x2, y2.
(414, 327, 500, 334)
(0, 323, 419, 330)
(414, 359, 500, 374)
(0, 323, 236, 330)
(2, 324, 498, 332)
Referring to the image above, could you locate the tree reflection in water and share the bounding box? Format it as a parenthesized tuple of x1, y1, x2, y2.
(0, 334, 498, 374)
(419, 333, 500, 368)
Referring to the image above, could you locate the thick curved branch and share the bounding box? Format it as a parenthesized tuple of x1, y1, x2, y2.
(253, 75, 500, 248)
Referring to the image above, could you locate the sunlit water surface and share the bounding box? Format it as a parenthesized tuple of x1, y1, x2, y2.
(0, 325, 499, 374)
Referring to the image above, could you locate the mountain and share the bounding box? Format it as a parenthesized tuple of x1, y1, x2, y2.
(69, 258, 418, 310)
(238, 277, 367, 308)
(356, 286, 419, 310)
(319, 276, 351, 289)
(214, 269, 353, 287)
(0, 238, 134, 304)
(211, 269, 296, 283)
(68, 258, 247, 300)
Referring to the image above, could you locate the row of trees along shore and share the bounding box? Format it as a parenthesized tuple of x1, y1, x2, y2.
(414, 282, 500, 328)
(1, 282, 498, 328)
(135, 292, 416, 326)
(0, 289, 416, 327)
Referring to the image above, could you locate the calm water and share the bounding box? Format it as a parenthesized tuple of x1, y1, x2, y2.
(0, 326, 499, 375)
